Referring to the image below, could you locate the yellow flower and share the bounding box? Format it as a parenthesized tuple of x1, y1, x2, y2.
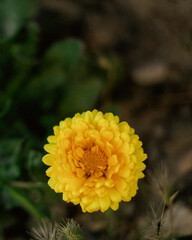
(43, 110, 147, 213)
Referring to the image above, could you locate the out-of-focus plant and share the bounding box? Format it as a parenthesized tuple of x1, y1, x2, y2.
(30, 218, 85, 240)
(0, 0, 123, 238)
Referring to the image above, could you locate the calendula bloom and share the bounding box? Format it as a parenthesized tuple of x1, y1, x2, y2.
(43, 110, 147, 213)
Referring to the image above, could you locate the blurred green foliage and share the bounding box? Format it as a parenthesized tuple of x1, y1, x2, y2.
(0, 0, 122, 238)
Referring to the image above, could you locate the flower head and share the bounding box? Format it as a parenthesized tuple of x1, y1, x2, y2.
(43, 110, 147, 213)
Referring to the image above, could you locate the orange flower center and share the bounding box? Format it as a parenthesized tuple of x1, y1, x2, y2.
(81, 145, 108, 177)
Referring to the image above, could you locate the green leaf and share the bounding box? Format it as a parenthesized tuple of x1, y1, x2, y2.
(59, 78, 103, 116)
(0, 139, 23, 163)
(23, 67, 66, 102)
(4, 186, 46, 219)
(0, 97, 11, 118)
(11, 22, 39, 61)
(0, 139, 24, 181)
(0, 0, 37, 38)
(26, 150, 46, 181)
(44, 39, 84, 72)
(0, 163, 20, 181)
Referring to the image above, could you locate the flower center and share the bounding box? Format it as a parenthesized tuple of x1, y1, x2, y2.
(82, 145, 108, 177)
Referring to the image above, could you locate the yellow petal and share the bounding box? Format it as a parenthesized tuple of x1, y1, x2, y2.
(95, 186, 106, 197)
(76, 147, 84, 158)
(63, 192, 69, 202)
(104, 112, 114, 121)
(42, 154, 54, 166)
(115, 177, 127, 193)
(131, 134, 139, 143)
(60, 118, 72, 128)
(44, 144, 57, 154)
(120, 132, 130, 142)
(97, 119, 109, 129)
(47, 135, 57, 144)
(71, 197, 81, 205)
(46, 166, 54, 176)
(81, 196, 92, 205)
(108, 155, 118, 166)
(99, 196, 110, 212)
(86, 198, 100, 212)
(53, 126, 60, 136)
(108, 188, 121, 202)
(104, 179, 114, 188)
(136, 172, 145, 179)
(119, 142, 129, 153)
(110, 201, 119, 211)
(76, 168, 85, 177)
(84, 110, 93, 122)
(118, 166, 131, 178)
(128, 143, 135, 154)
(122, 195, 131, 201)
(100, 129, 113, 142)
(119, 121, 130, 132)
(129, 128, 135, 135)
(138, 162, 146, 171)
